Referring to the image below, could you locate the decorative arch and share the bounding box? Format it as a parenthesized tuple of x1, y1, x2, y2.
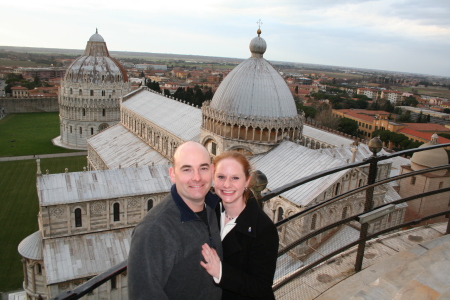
(227, 146, 253, 157)
(98, 123, 109, 131)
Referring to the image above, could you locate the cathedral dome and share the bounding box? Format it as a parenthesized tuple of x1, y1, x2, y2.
(411, 134, 448, 169)
(201, 28, 304, 156)
(209, 29, 297, 119)
(64, 30, 128, 84)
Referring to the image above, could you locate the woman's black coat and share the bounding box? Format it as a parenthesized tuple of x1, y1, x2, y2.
(216, 197, 279, 300)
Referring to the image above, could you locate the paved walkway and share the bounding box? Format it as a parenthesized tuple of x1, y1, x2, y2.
(275, 223, 449, 300)
(316, 233, 450, 300)
(0, 151, 87, 162)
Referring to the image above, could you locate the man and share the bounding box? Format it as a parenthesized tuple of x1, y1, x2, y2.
(128, 141, 222, 300)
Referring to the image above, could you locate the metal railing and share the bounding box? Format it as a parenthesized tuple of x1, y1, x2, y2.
(52, 142, 450, 299)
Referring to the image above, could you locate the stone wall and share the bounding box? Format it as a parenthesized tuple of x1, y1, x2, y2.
(0, 97, 58, 113)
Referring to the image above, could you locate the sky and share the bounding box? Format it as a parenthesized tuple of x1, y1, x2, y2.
(1, 0, 450, 77)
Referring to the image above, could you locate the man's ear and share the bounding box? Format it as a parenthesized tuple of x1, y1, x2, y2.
(169, 167, 176, 184)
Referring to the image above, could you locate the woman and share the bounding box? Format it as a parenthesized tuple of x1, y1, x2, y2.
(200, 151, 279, 300)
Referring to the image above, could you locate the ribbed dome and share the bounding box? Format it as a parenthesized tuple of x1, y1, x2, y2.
(210, 30, 297, 119)
(18, 231, 43, 260)
(64, 30, 128, 84)
(411, 134, 448, 169)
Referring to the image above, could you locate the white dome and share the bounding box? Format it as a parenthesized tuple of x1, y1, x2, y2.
(210, 30, 297, 119)
(64, 30, 128, 84)
(18, 231, 42, 260)
(89, 30, 105, 42)
(411, 134, 448, 169)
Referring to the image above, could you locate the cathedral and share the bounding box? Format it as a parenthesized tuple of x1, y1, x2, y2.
(19, 29, 405, 299)
(57, 30, 131, 149)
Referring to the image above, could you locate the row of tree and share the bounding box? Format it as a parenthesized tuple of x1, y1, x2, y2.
(144, 80, 214, 107)
(4, 73, 52, 94)
(172, 86, 213, 107)
(372, 129, 423, 150)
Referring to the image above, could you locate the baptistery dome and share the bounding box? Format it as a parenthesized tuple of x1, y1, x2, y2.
(64, 30, 128, 84)
(58, 30, 131, 149)
(201, 29, 304, 156)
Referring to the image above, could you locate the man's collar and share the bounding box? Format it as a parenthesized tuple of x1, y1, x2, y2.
(171, 184, 219, 222)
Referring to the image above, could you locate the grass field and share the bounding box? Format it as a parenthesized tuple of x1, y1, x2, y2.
(0, 156, 87, 292)
(395, 86, 450, 99)
(0, 113, 82, 157)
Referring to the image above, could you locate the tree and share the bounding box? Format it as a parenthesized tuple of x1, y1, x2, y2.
(397, 111, 412, 122)
(194, 88, 205, 107)
(438, 133, 450, 140)
(372, 130, 391, 145)
(315, 109, 340, 129)
(355, 99, 369, 109)
(404, 96, 418, 107)
(33, 76, 42, 87)
(204, 88, 214, 101)
(295, 86, 298, 94)
(296, 102, 317, 119)
(164, 89, 171, 97)
(338, 117, 359, 136)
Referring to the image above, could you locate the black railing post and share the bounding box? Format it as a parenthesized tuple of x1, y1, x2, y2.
(354, 137, 382, 272)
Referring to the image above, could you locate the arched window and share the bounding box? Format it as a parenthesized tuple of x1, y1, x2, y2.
(342, 207, 348, 219)
(90, 128, 94, 135)
(75, 208, 82, 227)
(82, 108, 85, 116)
(277, 207, 284, 222)
(79, 127, 82, 135)
(311, 214, 317, 230)
(90, 90, 94, 96)
(358, 179, 363, 187)
(69, 88, 73, 95)
(36, 263, 42, 275)
(113, 203, 120, 222)
(102, 90, 106, 96)
(79, 89, 82, 96)
(102, 109, 106, 117)
(334, 182, 341, 196)
(147, 199, 154, 211)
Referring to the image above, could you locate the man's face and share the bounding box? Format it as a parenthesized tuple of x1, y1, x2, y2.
(169, 143, 213, 209)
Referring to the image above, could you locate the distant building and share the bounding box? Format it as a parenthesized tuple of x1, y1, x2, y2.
(381, 90, 402, 104)
(18, 67, 66, 81)
(57, 30, 131, 149)
(332, 109, 390, 139)
(357, 88, 379, 100)
(0, 79, 5, 97)
(11, 86, 29, 98)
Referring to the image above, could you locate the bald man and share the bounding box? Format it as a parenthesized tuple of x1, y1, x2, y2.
(128, 141, 222, 300)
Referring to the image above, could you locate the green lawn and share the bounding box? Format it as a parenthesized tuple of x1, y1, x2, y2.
(0, 156, 87, 292)
(0, 113, 82, 157)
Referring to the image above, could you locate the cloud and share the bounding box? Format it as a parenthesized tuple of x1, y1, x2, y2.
(1, 0, 449, 76)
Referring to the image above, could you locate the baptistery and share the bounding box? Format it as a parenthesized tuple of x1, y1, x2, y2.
(58, 30, 131, 149)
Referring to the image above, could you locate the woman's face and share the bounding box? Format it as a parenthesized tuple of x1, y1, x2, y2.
(214, 158, 250, 206)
